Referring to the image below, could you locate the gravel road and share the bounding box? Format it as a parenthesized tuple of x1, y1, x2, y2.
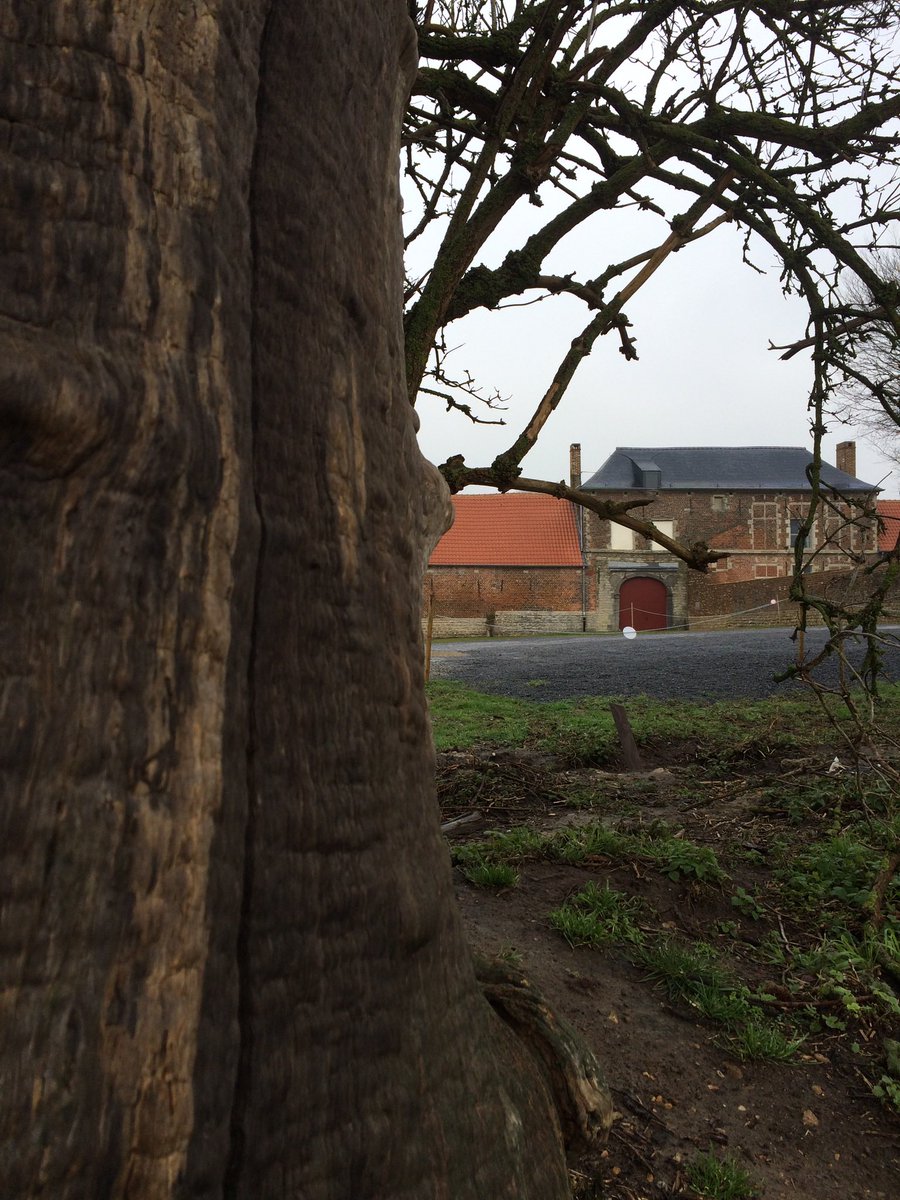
(428, 625, 900, 702)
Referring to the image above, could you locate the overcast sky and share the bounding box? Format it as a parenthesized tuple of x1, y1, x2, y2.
(410, 199, 900, 500)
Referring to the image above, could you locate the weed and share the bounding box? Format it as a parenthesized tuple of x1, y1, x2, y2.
(551, 906, 616, 948)
(543, 820, 728, 884)
(629, 937, 802, 1059)
(645, 835, 726, 884)
(731, 886, 765, 919)
(872, 1073, 900, 1113)
(691, 982, 756, 1027)
(561, 785, 612, 810)
(550, 883, 646, 948)
(782, 831, 900, 927)
(727, 1020, 805, 1062)
(792, 929, 900, 1022)
(637, 937, 725, 1002)
(752, 930, 787, 965)
(497, 944, 524, 967)
(685, 1149, 756, 1199)
(731, 845, 766, 866)
(482, 826, 546, 861)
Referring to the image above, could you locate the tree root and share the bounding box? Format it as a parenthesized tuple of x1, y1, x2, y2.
(474, 955, 615, 1155)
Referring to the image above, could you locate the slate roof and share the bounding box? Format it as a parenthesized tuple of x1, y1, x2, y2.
(582, 447, 877, 493)
(877, 500, 900, 552)
(429, 493, 583, 567)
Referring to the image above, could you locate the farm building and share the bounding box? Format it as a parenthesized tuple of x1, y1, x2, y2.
(578, 442, 879, 631)
(426, 492, 589, 637)
(426, 442, 884, 635)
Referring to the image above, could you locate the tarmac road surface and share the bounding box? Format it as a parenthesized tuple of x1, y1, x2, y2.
(427, 625, 900, 702)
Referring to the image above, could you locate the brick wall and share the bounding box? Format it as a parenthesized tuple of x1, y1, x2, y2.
(585, 490, 878, 584)
(687, 564, 900, 628)
(425, 565, 593, 636)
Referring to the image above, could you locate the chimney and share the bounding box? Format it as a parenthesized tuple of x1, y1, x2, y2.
(835, 440, 856, 478)
(569, 443, 582, 489)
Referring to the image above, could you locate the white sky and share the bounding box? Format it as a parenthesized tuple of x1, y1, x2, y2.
(410, 196, 900, 500)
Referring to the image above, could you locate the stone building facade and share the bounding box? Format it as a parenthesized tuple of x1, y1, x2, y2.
(577, 442, 879, 632)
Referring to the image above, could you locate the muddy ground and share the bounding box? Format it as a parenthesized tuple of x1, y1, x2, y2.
(439, 747, 900, 1200)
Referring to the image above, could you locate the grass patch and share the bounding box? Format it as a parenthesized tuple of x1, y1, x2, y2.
(427, 681, 534, 751)
(451, 826, 544, 888)
(453, 819, 728, 887)
(460, 862, 518, 889)
(686, 1150, 756, 1199)
(552, 888, 803, 1061)
(545, 822, 728, 884)
(549, 882, 645, 948)
(426, 679, 864, 769)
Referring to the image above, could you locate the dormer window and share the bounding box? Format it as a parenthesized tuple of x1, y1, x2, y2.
(634, 459, 662, 490)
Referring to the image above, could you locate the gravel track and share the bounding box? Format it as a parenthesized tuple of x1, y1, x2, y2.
(428, 625, 900, 702)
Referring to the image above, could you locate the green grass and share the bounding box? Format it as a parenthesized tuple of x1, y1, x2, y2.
(427, 681, 534, 751)
(729, 1020, 805, 1062)
(426, 679, 849, 768)
(452, 819, 728, 887)
(549, 882, 645, 947)
(780, 831, 900, 926)
(427, 679, 900, 770)
(451, 827, 543, 888)
(460, 862, 518, 889)
(686, 1150, 756, 1199)
(436, 681, 900, 1084)
(552, 888, 803, 1061)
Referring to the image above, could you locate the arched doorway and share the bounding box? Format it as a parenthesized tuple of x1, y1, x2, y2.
(618, 576, 669, 631)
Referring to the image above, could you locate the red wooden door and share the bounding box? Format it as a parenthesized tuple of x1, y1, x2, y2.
(619, 577, 668, 631)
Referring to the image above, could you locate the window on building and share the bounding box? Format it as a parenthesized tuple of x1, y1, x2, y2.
(790, 517, 806, 549)
(610, 522, 634, 551)
(711, 495, 728, 512)
(650, 519, 674, 551)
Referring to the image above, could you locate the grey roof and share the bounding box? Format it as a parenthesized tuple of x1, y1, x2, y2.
(582, 447, 877, 493)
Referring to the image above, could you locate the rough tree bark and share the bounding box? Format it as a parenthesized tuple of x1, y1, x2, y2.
(0, 3, 597, 1197)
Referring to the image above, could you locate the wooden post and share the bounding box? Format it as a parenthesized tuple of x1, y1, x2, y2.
(424, 585, 435, 682)
(609, 703, 643, 772)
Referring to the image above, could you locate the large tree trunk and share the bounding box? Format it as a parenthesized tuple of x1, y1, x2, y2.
(0, 4, 575, 1196)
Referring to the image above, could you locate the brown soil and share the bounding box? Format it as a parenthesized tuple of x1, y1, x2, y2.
(439, 749, 900, 1200)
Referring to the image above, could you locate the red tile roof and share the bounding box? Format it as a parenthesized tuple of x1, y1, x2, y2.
(877, 500, 900, 552)
(429, 493, 583, 567)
